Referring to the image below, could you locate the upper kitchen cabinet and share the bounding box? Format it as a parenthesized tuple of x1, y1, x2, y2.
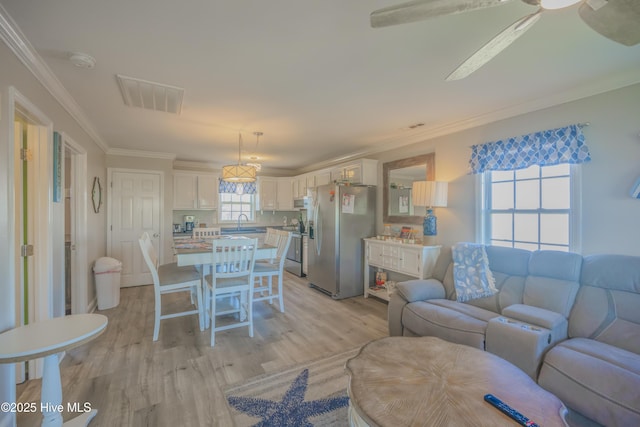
(277, 178, 294, 210)
(292, 176, 308, 199)
(330, 159, 378, 186)
(314, 171, 331, 187)
(259, 177, 278, 210)
(173, 172, 218, 210)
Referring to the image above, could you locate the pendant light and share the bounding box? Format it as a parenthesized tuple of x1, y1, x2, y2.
(221, 133, 257, 183)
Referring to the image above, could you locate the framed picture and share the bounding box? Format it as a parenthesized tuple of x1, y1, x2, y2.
(53, 132, 62, 202)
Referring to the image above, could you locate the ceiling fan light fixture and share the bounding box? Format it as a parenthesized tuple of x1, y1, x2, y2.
(540, 0, 581, 10)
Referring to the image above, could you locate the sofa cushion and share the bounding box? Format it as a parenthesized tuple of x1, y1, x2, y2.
(523, 250, 581, 317)
(581, 254, 640, 293)
(402, 299, 499, 349)
(570, 254, 640, 355)
(539, 338, 640, 427)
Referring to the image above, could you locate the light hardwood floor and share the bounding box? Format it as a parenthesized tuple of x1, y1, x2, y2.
(16, 273, 389, 426)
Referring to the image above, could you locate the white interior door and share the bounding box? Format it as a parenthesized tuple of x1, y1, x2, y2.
(109, 170, 162, 287)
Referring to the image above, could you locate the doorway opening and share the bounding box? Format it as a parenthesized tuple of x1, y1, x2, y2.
(9, 87, 54, 383)
(62, 134, 88, 315)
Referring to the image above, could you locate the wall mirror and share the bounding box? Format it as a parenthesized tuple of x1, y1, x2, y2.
(383, 153, 435, 224)
(92, 177, 102, 213)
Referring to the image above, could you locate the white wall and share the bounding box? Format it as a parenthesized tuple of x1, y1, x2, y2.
(370, 83, 640, 256)
(0, 40, 107, 426)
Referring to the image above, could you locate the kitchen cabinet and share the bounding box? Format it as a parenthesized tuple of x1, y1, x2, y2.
(330, 159, 378, 186)
(259, 177, 278, 210)
(363, 238, 441, 301)
(306, 175, 315, 190)
(314, 171, 331, 187)
(277, 178, 294, 210)
(173, 172, 218, 210)
(296, 176, 307, 199)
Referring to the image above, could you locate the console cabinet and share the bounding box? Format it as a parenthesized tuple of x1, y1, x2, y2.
(363, 238, 441, 301)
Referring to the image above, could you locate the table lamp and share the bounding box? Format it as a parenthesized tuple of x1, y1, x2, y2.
(412, 181, 448, 236)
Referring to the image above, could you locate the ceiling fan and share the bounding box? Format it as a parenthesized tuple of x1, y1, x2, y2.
(370, 0, 640, 80)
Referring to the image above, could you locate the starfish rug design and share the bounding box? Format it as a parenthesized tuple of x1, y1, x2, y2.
(227, 368, 349, 426)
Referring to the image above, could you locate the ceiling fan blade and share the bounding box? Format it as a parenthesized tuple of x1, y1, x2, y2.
(446, 11, 542, 81)
(579, 0, 640, 46)
(370, 0, 514, 28)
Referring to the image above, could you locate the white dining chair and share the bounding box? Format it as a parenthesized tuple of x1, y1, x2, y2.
(204, 238, 258, 347)
(264, 227, 281, 246)
(192, 227, 223, 282)
(138, 232, 204, 341)
(193, 227, 222, 239)
(253, 230, 292, 313)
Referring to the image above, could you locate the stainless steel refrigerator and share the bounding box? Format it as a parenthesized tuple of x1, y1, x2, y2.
(307, 184, 376, 299)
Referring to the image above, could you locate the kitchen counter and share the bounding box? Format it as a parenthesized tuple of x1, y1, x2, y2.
(173, 225, 306, 238)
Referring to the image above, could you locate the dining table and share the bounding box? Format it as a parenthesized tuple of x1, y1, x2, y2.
(173, 235, 277, 267)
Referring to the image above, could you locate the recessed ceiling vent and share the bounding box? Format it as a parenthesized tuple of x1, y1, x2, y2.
(116, 74, 184, 114)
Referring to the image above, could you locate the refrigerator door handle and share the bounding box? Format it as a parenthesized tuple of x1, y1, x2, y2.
(315, 202, 322, 256)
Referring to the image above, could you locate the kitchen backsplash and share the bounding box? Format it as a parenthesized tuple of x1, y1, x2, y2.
(172, 210, 306, 228)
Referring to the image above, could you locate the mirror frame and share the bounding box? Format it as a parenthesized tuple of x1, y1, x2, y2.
(92, 176, 102, 214)
(383, 153, 435, 224)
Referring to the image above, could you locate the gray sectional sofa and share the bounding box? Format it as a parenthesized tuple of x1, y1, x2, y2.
(388, 245, 640, 427)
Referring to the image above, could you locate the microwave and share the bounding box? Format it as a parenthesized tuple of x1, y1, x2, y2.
(293, 197, 309, 209)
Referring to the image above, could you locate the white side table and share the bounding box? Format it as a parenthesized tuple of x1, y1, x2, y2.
(0, 314, 108, 427)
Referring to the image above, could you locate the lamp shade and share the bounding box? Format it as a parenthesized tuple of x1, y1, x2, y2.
(412, 181, 448, 208)
(221, 164, 257, 182)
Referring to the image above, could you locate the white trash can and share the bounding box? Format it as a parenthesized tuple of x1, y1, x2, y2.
(94, 257, 122, 310)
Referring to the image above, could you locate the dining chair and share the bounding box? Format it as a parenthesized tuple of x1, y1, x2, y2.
(204, 238, 258, 347)
(264, 227, 281, 246)
(192, 227, 223, 281)
(138, 232, 204, 341)
(193, 227, 222, 239)
(253, 230, 292, 313)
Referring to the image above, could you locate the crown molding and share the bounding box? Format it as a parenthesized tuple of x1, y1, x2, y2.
(107, 148, 176, 160)
(0, 4, 108, 153)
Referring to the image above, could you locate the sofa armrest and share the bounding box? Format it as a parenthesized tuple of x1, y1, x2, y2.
(396, 279, 446, 303)
(389, 279, 446, 337)
(502, 304, 568, 338)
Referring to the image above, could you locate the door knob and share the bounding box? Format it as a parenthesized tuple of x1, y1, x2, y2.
(153, 233, 160, 238)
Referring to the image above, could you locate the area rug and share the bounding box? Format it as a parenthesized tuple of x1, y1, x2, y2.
(224, 348, 360, 426)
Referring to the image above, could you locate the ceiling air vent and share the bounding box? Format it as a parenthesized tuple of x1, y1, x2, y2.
(116, 74, 184, 114)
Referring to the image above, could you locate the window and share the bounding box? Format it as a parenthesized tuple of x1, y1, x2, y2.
(481, 163, 580, 251)
(219, 193, 255, 223)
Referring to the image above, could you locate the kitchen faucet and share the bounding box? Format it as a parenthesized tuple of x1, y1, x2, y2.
(237, 213, 249, 230)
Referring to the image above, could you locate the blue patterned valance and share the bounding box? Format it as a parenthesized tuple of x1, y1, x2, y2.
(469, 124, 591, 174)
(218, 179, 257, 194)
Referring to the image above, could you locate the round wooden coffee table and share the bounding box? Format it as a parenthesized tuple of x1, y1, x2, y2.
(346, 336, 568, 427)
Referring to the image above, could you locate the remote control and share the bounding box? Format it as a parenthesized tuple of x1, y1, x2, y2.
(484, 394, 540, 427)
